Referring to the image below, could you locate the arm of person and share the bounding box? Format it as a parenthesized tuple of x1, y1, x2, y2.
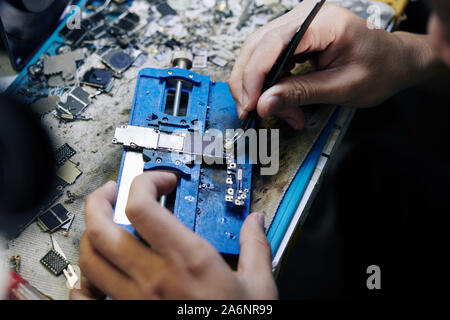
(229, 0, 444, 130)
(70, 172, 278, 300)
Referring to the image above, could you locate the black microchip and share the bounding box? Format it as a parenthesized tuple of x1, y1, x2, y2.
(40, 249, 69, 276)
(156, 3, 176, 16)
(71, 88, 91, 105)
(37, 203, 71, 232)
(59, 97, 85, 114)
(38, 211, 61, 231)
(107, 26, 125, 36)
(87, 12, 105, 27)
(51, 204, 69, 220)
(116, 18, 136, 32)
(83, 69, 113, 88)
(59, 26, 88, 45)
(55, 143, 76, 166)
(109, 52, 132, 69)
(123, 12, 140, 24)
(91, 24, 108, 39)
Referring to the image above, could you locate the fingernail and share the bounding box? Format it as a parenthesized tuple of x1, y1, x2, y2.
(103, 180, 116, 191)
(266, 95, 282, 117)
(240, 90, 249, 112)
(238, 109, 248, 120)
(255, 212, 265, 229)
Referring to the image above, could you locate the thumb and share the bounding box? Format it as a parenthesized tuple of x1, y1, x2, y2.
(238, 213, 277, 297)
(257, 68, 348, 118)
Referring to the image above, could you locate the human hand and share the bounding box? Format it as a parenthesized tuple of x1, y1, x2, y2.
(229, 0, 436, 129)
(70, 172, 277, 300)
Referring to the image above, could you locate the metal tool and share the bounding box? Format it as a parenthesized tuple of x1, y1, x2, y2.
(160, 51, 193, 207)
(229, 0, 327, 145)
(50, 235, 79, 289)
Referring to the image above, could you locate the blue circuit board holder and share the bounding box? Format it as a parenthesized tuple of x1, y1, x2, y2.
(114, 67, 252, 256)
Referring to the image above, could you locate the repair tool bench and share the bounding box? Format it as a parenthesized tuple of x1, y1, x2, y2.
(0, 0, 408, 298)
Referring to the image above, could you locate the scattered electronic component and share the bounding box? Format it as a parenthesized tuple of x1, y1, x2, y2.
(56, 87, 91, 121)
(37, 203, 72, 233)
(114, 12, 140, 34)
(56, 160, 82, 185)
(156, 2, 177, 16)
(55, 143, 76, 167)
(59, 25, 88, 46)
(82, 11, 106, 30)
(9, 255, 21, 273)
(211, 56, 228, 67)
(192, 48, 208, 69)
(101, 48, 133, 77)
(60, 215, 75, 234)
(82, 68, 115, 92)
(40, 249, 69, 276)
(43, 49, 85, 84)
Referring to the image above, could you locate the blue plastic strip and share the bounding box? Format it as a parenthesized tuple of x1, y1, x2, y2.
(267, 108, 340, 256)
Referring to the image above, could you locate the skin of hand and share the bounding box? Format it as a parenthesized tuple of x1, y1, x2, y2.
(428, 0, 450, 67)
(229, 0, 440, 130)
(69, 171, 277, 300)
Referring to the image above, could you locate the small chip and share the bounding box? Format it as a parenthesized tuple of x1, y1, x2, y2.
(211, 56, 228, 67)
(82, 69, 114, 92)
(55, 143, 76, 166)
(37, 203, 71, 232)
(59, 26, 88, 46)
(157, 3, 177, 16)
(237, 169, 243, 180)
(101, 49, 133, 76)
(40, 249, 69, 276)
(56, 87, 91, 120)
(60, 215, 75, 232)
(225, 195, 233, 202)
(56, 160, 82, 185)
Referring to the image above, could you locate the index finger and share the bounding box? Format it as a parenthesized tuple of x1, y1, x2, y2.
(239, 0, 336, 115)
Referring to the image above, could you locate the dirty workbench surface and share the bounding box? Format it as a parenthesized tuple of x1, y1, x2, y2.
(1, 0, 393, 299)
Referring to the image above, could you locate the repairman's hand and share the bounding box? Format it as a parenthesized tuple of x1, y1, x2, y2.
(70, 171, 277, 300)
(229, 0, 437, 129)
